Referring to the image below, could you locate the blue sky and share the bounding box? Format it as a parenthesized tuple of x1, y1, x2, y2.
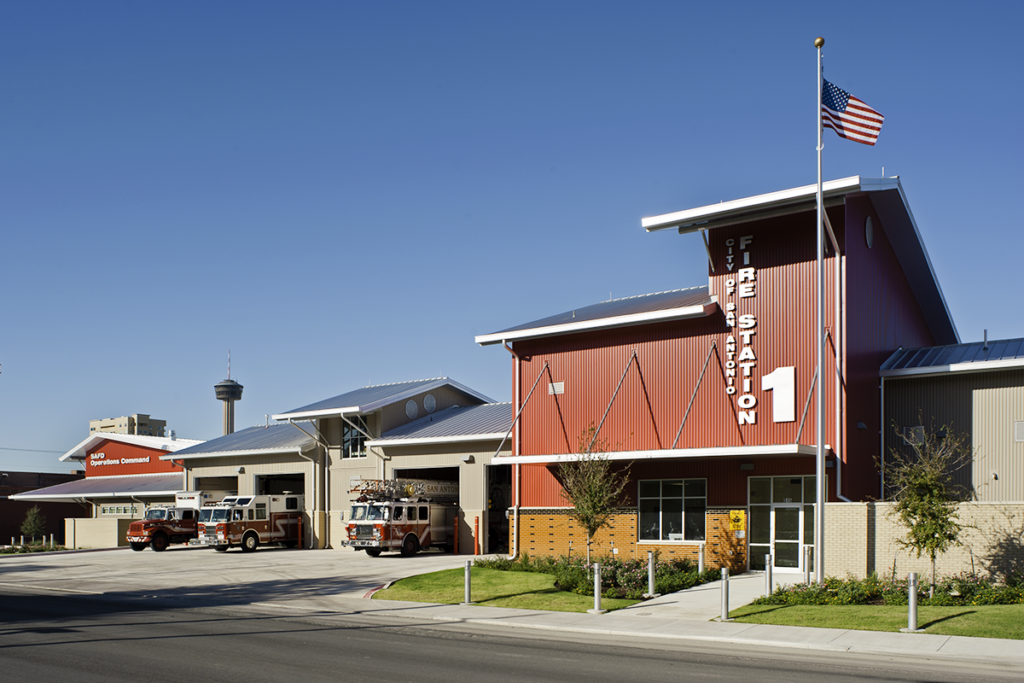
(3, 2, 1021, 473)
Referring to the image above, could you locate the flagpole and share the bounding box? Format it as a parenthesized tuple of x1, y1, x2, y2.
(814, 36, 826, 585)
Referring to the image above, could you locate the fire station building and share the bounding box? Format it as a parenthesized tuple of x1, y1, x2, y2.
(476, 176, 965, 575)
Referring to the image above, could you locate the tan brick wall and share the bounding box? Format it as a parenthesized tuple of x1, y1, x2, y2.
(511, 508, 747, 573)
(825, 501, 1024, 580)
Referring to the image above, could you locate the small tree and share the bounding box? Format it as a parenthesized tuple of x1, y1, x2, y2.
(885, 420, 972, 597)
(559, 425, 630, 564)
(21, 505, 47, 544)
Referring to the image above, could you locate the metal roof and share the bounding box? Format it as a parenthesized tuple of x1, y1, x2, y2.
(10, 473, 185, 501)
(475, 286, 715, 346)
(272, 377, 494, 421)
(881, 338, 1024, 378)
(59, 433, 203, 462)
(161, 424, 316, 461)
(641, 176, 958, 345)
(368, 403, 514, 447)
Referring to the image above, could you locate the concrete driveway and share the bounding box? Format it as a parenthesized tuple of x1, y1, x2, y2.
(0, 545, 473, 606)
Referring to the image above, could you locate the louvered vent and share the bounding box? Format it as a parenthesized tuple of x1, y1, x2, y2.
(548, 382, 564, 395)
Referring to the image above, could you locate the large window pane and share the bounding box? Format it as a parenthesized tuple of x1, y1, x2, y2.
(638, 481, 660, 498)
(684, 480, 706, 498)
(662, 480, 683, 498)
(684, 502, 705, 540)
(662, 499, 683, 540)
(749, 478, 771, 504)
(773, 477, 802, 504)
(639, 500, 660, 540)
(749, 505, 770, 544)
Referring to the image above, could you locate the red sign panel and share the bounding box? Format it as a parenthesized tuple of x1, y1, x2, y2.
(85, 440, 183, 477)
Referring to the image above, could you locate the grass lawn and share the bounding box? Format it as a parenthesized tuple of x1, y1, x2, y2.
(374, 567, 640, 613)
(729, 603, 1024, 640)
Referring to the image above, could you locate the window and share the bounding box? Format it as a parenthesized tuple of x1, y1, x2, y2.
(255, 504, 267, 521)
(342, 417, 368, 459)
(419, 506, 428, 521)
(393, 506, 404, 521)
(638, 479, 706, 541)
(285, 497, 299, 510)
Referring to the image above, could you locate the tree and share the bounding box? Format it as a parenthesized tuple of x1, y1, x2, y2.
(885, 420, 972, 597)
(559, 425, 630, 564)
(21, 505, 46, 544)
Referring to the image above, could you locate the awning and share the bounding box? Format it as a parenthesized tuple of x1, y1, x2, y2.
(10, 473, 185, 502)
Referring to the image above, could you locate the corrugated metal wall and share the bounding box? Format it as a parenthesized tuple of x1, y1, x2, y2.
(514, 211, 841, 458)
(886, 369, 1024, 502)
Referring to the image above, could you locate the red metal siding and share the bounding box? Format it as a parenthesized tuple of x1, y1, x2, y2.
(84, 440, 183, 476)
(515, 210, 842, 458)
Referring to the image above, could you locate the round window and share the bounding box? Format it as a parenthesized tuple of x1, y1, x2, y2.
(424, 394, 436, 413)
(405, 400, 418, 420)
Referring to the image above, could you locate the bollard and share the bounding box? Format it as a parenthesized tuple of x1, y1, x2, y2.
(698, 545, 705, 574)
(50, 534, 54, 548)
(900, 572, 925, 633)
(588, 563, 607, 614)
(804, 547, 811, 585)
(461, 560, 474, 605)
(765, 554, 773, 597)
(20, 535, 24, 546)
(647, 551, 657, 597)
(719, 567, 732, 621)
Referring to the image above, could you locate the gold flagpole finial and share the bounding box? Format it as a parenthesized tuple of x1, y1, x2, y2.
(814, 37, 824, 48)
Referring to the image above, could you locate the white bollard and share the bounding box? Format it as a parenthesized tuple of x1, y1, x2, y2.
(900, 572, 925, 633)
(804, 547, 812, 585)
(698, 545, 705, 574)
(50, 534, 54, 548)
(462, 560, 473, 605)
(719, 567, 732, 621)
(647, 551, 656, 597)
(765, 554, 773, 596)
(588, 563, 607, 614)
(20, 535, 24, 546)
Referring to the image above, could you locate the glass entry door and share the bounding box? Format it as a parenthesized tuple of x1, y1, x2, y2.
(747, 476, 818, 573)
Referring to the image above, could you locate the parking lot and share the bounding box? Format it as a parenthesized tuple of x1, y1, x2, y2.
(0, 545, 472, 608)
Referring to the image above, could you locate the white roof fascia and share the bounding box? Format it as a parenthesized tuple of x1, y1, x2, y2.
(366, 432, 508, 448)
(12, 489, 180, 501)
(59, 434, 204, 462)
(475, 300, 717, 346)
(642, 176, 900, 233)
(881, 357, 1024, 379)
(272, 379, 495, 421)
(494, 443, 820, 464)
(160, 447, 308, 461)
(271, 406, 360, 421)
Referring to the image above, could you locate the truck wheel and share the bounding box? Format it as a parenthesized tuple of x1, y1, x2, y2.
(214, 545, 229, 552)
(400, 535, 419, 557)
(241, 533, 259, 553)
(151, 533, 169, 552)
(130, 542, 147, 552)
(365, 549, 381, 557)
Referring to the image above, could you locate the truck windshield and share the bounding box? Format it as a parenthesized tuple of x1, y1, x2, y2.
(350, 505, 367, 521)
(199, 509, 212, 523)
(366, 504, 386, 521)
(211, 508, 231, 523)
(145, 509, 167, 520)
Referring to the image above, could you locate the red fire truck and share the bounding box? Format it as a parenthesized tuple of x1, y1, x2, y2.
(193, 494, 304, 552)
(344, 478, 458, 557)
(126, 491, 223, 552)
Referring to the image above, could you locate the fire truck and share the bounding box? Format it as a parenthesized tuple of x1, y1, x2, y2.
(192, 494, 304, 552)
(127, 491, 224, 552)
(344, 478, 458, 557)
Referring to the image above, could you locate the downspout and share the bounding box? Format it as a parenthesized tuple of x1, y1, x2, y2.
(879, 376, 886, 501)
(504, 340, 521, 560)
(170, 458, 190, 491)
(296, 443, 318, 549)
(288, 420, 330, 549)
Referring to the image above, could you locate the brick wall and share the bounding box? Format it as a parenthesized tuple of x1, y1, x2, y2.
(511, 508, 747, 573)
(825, 501, 1024, 580)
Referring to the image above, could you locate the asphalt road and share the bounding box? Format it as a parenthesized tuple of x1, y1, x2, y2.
(2, 588, 1020, 683)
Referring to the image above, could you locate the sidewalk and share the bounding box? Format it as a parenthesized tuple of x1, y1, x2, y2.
(305, 572, 1024, 667)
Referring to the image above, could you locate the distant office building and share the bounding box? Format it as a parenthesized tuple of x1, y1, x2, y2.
(89, 414, 166, 437)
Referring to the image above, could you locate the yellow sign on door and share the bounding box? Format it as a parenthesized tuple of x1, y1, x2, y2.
(729, 510, 746, 530)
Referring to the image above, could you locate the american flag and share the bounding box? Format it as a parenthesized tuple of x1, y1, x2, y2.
(821, 79, 884, 146)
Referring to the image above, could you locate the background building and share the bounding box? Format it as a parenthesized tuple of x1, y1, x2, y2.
(89, 414, 167, 437)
